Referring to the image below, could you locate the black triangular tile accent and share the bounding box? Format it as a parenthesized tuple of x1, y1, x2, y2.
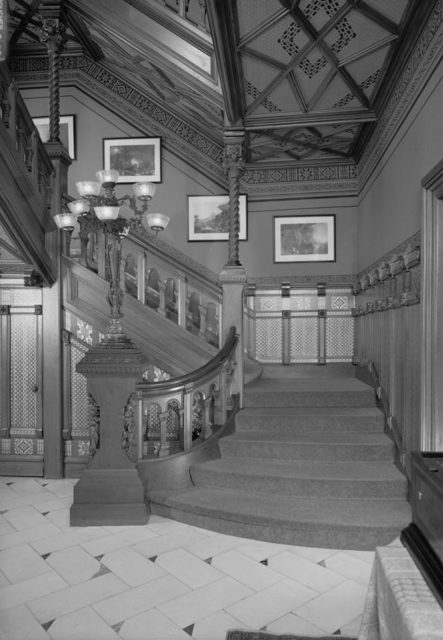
(41, 512, 49, 516)
(204, 557, 212, 565)
(41, 553, 52, 560)
(260, 559, 268, 566)
(0, 510, 8, 515)
(183, 624, 194, 636)
(260, 625, 267, 631)
(6, 482, 13, 486)
(112, 621, 124, 633)
(95, 554, 104, 561)
(42, 620, 55, 631)
(149, 555, 158, 563)
(41, 483, 48, 486)
(318, 559, 326, 567)
(332, 629, 342, 635)
(92, 563, 111, 579)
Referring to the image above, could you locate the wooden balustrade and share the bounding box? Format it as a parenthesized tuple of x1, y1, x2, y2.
(135, 326, 238, 459)
(0, 64, 53, 208)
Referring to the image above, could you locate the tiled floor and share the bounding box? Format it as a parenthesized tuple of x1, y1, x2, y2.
(0, 477, 375, 640)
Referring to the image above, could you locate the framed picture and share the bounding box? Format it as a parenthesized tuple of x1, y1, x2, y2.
(33, 115, 76, 159)
(188, 194, 248, 241)
(103, 137, 161, 183)
(273, 215, 336, 262)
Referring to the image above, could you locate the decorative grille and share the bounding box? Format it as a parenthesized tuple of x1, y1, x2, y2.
(255, 317, 283, 362)
(70, 338, 89, 435)
(290, 315, 318, 362)
(326, 316, 354, 360)
(10, 314, 37, 429)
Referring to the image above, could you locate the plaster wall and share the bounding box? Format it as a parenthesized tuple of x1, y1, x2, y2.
(22, 86, 358, 281)
(356, 59, 443, 272)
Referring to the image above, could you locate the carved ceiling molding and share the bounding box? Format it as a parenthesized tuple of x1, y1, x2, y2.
(10, 54, 358, 196)
(9, 1, 440, 199)
(358, 1, 443, 190)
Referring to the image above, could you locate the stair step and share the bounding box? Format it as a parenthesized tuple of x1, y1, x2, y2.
(190, 458, 407, 499)
(150, 488, 411, 550)
(235, 407, 384, 433)
(219, 432, 394, 461)
(243, 377, 376, 408)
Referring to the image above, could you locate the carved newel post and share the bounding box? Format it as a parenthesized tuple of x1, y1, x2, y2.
(219, 130, 247, 405)
(70, 324, 148, 526)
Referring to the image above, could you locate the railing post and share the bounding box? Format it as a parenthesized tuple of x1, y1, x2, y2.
(177, 272, 187, 329)
(158, 409, 170, 457)
(183, 386, 193, 451)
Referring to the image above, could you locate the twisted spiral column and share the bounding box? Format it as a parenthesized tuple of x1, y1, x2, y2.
(223, 130, 245, 266)
(39, 18, 66, 143)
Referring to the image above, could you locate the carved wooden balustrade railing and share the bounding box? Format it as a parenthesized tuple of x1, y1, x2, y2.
(69, 227, 223, 349)
(0, 64, 54, 207)
(133, 326, 238, 460)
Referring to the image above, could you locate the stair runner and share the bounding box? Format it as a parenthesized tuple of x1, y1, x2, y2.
(150, 365, 412, 550)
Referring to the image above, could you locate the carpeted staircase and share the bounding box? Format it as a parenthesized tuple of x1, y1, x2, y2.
(150, 364, 411, 550)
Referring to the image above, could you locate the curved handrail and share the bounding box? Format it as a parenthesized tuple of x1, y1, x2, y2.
(136, 326, 238, 393)
(135, 327, 239, 459)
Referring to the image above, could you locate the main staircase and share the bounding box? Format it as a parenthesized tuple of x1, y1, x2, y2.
(150, 363, 412, 550)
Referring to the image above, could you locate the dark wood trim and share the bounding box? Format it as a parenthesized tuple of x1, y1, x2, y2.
(401, 523, 443, 609)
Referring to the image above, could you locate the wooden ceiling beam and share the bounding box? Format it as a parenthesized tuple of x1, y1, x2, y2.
(245, 108, 376, 130)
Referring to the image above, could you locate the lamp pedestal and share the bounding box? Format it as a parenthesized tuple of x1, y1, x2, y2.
(70, 329, 148, 526)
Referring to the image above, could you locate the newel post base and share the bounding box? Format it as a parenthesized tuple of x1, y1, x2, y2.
(70, 330, 148, 526)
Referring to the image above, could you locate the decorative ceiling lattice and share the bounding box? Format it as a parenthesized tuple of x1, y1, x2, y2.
(5, 0, 427, 167)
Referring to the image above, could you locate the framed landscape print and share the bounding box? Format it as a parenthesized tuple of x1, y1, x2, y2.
(273, 215, 336, 262)
(33, 115, 76, 159)
(103, 137, 161, 183)
(188, 194, 248, 241)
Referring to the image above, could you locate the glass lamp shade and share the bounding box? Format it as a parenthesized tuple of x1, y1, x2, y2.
(144, 212, 170, 233)
(54, 212, 77, 230)
(68, 199, 90, 215)
(94, 205, 121, 221)
(96, 169, 120, 185)
(76, 181, 101, 197)
(133, 182, 157, 199)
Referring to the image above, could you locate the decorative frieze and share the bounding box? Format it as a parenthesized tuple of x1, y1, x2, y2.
(353, 234, 421, 316)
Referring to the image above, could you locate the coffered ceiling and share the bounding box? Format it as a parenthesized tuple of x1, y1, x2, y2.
(4, 0, 434, 167)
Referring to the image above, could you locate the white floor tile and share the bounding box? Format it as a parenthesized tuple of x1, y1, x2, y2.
(0, 569, 10, 587)
(324, 550, 373, 586)
(8, 479, 50, 497)
(101, 547, 166, 587)
(0, 571, 68, 612)
(211, 549, 284, 591)
(289, 545, 338, 563)
(3, 506, 49, 531)
(236, 540, 290, 561)
(81, 527, 158, 557)
(133, 527, 209, 559)
(43, 508, 70, 529)
(0, 523, 62, 550)
(184, 532, 247, 560)
(0, 543, 51, 583)
(93, 574, 190, 626)
(226, 578, 317, 630)
(0, 604, 51, 640)
(119, 607, 189, 639)
(33, 497, 72, 515)
(27, 573, 128, 623)
(293, 579, 368, 634)
(46, 545, 101, 585)
(193, 610, 249, 640)
(157, 577, 252, 628)
(44, 606, 120, 640)
(155, 548, 224, 589)
(268, 550, 345, 593)
(266, 612, 328, 635)
(31, 526, 107, 555)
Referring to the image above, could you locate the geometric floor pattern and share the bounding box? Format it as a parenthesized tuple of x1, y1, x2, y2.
(0, 477, 375, 639)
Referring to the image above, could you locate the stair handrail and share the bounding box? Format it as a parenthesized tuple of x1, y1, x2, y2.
(135, 326, 239, 459)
